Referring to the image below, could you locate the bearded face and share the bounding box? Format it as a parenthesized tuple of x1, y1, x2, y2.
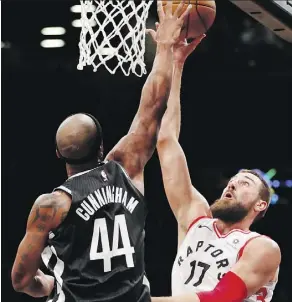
(210, 197, 254, 223)
(211, 173, 262, 223)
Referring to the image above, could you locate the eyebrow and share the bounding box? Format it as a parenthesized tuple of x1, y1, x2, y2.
(244, 176, 256, 184)
(229, 175, 256, 184)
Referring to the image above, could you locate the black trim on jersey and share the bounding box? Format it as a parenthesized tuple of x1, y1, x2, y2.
(56, 113, 103, 165)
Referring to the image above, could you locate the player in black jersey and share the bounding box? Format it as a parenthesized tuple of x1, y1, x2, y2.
(11, 2, 192, 302)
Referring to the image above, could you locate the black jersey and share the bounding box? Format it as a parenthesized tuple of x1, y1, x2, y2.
(41, 160, 150, 302)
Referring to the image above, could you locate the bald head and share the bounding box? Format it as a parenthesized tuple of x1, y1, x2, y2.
(56, 113, 103, 164)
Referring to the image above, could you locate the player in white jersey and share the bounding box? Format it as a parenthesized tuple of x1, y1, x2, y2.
(150, 32, 281, 302)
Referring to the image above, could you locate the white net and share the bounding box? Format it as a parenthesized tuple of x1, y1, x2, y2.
(77, 0, 153, 77)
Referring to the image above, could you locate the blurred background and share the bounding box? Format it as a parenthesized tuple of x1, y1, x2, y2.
(2, 0, 292, 301)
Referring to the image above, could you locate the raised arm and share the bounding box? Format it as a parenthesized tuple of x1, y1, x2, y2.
(11, 191, 71, 297)
(152, 236, 281, 302)
(157, 35, 211, 239)
(106, 1, 192, 194)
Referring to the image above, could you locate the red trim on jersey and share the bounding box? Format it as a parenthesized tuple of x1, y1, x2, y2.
(213, 221, 251, 238)
(197, 271, 247, 302)
(237, 235, 262, 260)
(256, 287, 268, 302)
(187, 216, 210, 233)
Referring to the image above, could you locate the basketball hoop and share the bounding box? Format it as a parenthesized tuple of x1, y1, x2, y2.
(77, 0, 153, 77)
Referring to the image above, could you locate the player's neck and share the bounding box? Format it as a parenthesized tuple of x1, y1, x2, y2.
(215, 217, 252, 235)
(66, 160, 101, 178)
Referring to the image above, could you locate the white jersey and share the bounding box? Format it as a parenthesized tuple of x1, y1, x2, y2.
(172, 217, 278, 302)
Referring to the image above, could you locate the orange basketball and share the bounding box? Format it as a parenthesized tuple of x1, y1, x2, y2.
(161, 0, 216, 39)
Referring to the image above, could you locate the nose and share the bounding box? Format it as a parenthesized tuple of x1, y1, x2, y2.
(228, 182, 236, 191)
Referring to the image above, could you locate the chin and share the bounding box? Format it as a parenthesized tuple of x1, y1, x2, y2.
(210, 198, 249, 224)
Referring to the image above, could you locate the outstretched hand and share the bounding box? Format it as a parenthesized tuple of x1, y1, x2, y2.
(149, 19, 206, 65)
(147, 1, 192, 46)
(173, 34, 206, 64)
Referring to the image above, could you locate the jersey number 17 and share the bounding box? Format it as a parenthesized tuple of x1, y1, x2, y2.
(90, 214, 135, 272)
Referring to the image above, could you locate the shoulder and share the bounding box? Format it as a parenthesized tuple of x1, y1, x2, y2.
(34, 191, 71, 207)
(246, 236, 280, 254)
(243, 236, 281, 266)
(34, 192, 59, 204)
(29, 192, 71, 230)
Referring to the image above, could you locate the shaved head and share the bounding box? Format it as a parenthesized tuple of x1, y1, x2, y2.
(56, 113, 103, 164)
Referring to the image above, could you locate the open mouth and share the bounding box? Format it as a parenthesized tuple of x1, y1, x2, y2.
(224, 192, 233, 199)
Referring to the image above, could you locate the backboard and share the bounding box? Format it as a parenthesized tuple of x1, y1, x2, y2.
(229, 0, 292, 43)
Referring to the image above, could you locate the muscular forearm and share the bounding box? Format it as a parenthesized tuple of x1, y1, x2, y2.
(158, 63, 183, 142)
(152, 43, 174, 78)
(140, 44, 174, 119)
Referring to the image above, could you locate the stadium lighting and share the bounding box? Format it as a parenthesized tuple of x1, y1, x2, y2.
(1, 41, 11, 49)
(40, 39, 65, 48)
(70, 5, 82, 13)
(41, 27, 66, 35)
(72, 19, 96, 28)
(70, 4, 96, 13)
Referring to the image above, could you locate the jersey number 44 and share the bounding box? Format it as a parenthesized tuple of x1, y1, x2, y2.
(90, 214, 135, 272)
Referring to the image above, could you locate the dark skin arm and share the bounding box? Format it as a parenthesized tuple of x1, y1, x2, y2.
(106, 1, 191, 194)
(11, 191, 71, 297)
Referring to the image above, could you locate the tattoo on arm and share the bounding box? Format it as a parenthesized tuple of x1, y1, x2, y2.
(36, 224, 46, 232)
(12, 193, 70, 292)
(14, 263, 26, 284)
(13, 233, 43, 285)
(32, 200, 62, 223)
(29, 195, 70, 231)
(21, 254, 29, 261)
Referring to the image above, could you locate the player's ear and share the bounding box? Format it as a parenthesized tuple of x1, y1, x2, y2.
(254, 199, 267, 214)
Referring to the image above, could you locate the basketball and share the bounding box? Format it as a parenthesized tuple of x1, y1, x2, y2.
(161, 0, 216, 39)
